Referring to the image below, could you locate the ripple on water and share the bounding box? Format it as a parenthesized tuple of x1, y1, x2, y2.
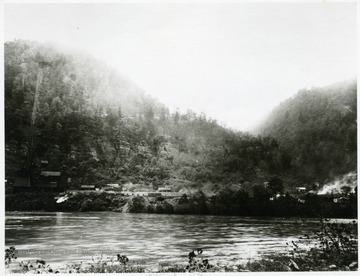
(5, 213, 333, 266)
(62, 217, 100, 220)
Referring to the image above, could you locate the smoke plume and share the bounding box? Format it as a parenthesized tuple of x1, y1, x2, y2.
(317, 172, 357, 195)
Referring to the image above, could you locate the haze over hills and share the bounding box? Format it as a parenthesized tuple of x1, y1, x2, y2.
(4, 40, 357, 194)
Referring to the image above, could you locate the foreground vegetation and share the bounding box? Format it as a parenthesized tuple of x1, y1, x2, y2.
(5, 218, 357, 273)
(246, 218, 358, 272)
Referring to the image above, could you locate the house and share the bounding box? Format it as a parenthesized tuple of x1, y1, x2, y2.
(134, 191, 149, 196)
(80, 185, 96, 190)
(295, 187, 307, 193)
(34, 171, 62, 190)
(40, 170, 61, 178)
(148, 192, 162, 197)
(107, 183, 120, 188)
(121, 190, 134, 196)
(14, 177, 31, 190)
(333, 196, 349, 204)
(105, 183, 121, 190)
(133, 188, 154, 196)
(158, 187, 172, 193)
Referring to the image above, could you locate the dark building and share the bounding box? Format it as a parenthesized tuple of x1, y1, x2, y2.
(13, 160, 65, 192)
(13, 176, 31, 191)
(33, 170, 62, 191)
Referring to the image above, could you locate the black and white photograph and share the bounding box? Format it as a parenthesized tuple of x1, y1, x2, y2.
(2, 0, 358, 274)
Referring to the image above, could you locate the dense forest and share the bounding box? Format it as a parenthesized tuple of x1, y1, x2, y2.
(4, 40, 357, 197)
(257, 80, 357, 189)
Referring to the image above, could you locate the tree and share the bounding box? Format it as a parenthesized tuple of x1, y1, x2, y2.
(340, 186, 351, 196)
(253, 184, 272, 203)
(267, 176, 284, 196)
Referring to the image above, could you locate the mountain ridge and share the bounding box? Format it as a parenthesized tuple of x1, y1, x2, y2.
(4, 40, 357, 194)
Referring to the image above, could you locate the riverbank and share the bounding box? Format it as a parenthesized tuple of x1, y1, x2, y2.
(6, 245, 358, 273)
(5, 190, 357, 218)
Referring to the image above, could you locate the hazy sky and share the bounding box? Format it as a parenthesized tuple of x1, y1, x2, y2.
(4, 2, 357, 131)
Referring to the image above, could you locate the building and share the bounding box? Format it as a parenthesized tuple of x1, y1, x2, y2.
(121, 191, 134, 196)
(80, 185, 96, 190)
(106, 184, 120, 188)
(13, 176, 31, 190)
(133, 188, 154, 196)
(148, 192, 162, 197)
(158, 187, 172, 193)
(35, 171, 62, 190)
(295, 187, 307, 193)
(134, 191, 149, 196)
(30, 159, 66, 191)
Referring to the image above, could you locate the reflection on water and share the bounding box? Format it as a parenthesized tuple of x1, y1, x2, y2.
(5, 212, 352, 267)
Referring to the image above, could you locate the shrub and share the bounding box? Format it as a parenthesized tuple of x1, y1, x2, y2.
(5, 246, 17, 267)
(247, 217, 358, 271)
(186, 248, 211, 272)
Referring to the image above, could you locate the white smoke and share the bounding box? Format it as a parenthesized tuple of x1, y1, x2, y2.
(317, 172, 357, 195)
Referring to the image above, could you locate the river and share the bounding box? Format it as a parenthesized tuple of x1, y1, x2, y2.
(5, 212, 352, 269)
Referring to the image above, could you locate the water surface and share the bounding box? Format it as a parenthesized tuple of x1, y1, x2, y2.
(5, 212, 351, 268)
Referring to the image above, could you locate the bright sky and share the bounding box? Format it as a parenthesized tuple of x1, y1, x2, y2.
(4, 2, 357, 131)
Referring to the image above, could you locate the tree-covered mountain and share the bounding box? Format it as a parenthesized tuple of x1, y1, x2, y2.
(4, 40, 357, 195)
(257, 80, 357, 188)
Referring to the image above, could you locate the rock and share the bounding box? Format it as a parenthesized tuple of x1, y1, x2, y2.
(345, 266, 350, 271)
(328, 264, 337, 269)
(289, 259, 300, 271)
(349, 262, 357, 269)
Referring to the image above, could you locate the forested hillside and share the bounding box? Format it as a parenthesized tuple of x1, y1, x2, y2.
(258, 80, 357, 188)
(5, 40, 286, 193)
(4, 40, 357, 194)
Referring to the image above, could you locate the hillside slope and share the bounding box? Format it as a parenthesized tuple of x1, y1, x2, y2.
(258, 80, 357, 186)
(5, 40, 287, 192)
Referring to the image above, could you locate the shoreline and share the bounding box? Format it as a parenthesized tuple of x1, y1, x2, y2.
(5, 210, 358, 221)
(5, 190, 358, 218)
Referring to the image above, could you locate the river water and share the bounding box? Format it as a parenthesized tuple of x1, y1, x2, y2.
(5, 212, 352, 268)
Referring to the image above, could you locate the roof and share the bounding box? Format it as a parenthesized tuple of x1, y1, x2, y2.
(134, 188, 152, 192)
(107, 184, 120, 187)
(80, 185, 95, 188)
(158, 187, 171, 191)
(41, 171, 61, 177)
